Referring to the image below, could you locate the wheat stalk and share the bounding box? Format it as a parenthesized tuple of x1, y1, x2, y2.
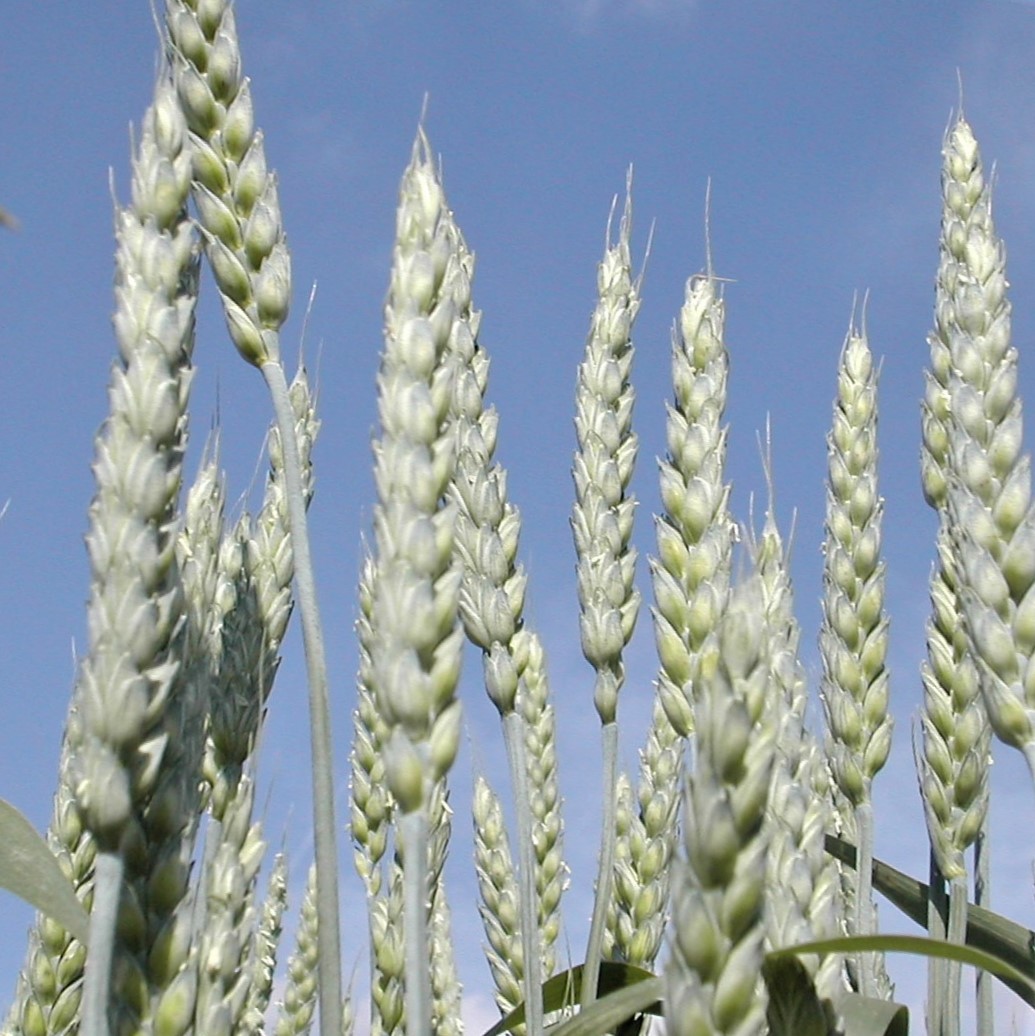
(163, 10, 342, 1029)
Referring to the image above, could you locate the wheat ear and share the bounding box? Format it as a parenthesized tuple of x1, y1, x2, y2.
(748, 484, 844, 1006)
(368, 128, 466, 1036)
(442, 167, 549, 1036)
(518, 631, 567, 978)
(819, 320, 892, 999)
(652, 273, 735, 738)
(665, 576, 775, 1036)
(242, 850, 289, 1036)
(473, 775, 525, 1025)
(571, 181, 642, 1004)
(72, 66, 200, 1036)
(5, 739, 95, 1036)
(927, 113, 1029, 1036)
(274, 864, 320, 1036)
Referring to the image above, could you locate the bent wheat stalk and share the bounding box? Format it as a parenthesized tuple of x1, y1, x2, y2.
(164, 6, 343, 1033)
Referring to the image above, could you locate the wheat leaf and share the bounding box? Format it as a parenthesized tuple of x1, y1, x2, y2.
(0, 798, 89, 942)
(826, 833, 1035, 1003)
(479, 963, 660, 1036)
(770, 933, 1035, 1008)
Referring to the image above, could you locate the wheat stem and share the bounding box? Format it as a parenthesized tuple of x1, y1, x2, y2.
(261, 358, 343, 1036)
(400, 811, 432, 1036)
(80, 854, 121, 1036)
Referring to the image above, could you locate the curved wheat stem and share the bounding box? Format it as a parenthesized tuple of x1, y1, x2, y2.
(164, 11, 341, 1031)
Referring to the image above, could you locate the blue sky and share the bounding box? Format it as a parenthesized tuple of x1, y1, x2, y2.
(2, 0, 1035, 1031)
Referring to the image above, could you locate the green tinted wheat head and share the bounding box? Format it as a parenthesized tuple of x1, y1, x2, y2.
(517, 632, 567, 979)
(193, 774, 266, 1036)
(473, 775, 524, 1022)
(164, 0, 288, 370)
(571, 184, 642, 729)
(274, 864, 319, 1036)
(369, 866, 406, 1036)
(439, 149, 555, 1034)
(203, 371, 317, 824)
(604, 700, 682, 972)
(5, 745, 95, 1036)
(930, 117, 1035, 783)
(472, 636, 568, 1028)
(652, 273, 735, 738)
(242, 851, 289, 1036)
(71, 67, 201, 1036)
(922, 113, 1027, 1036)
(177, 456, 226, 679)
(571, 185, 642, 1004)
(748, 495, 844, 1004)
(368, 128, 467, 1035)
(819, 321, 892, 1000)
(351, 554, 393, 899)
(918, 116, 993, 894)
(665, 577, 775, 1036)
